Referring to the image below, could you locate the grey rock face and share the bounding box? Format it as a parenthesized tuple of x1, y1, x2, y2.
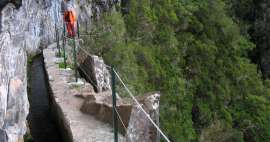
(0, 0, 62, 141)
(0, 0, 21, 10)
(0, 31, 28, 142)
(80, 91, 132, 134)
(0, 129, 8, 142)
(0, 0, 117, 141)
(77, 48, 111, 93)
(126, 92, 161, 142)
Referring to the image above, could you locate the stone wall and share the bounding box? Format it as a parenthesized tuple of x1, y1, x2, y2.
(80, 89, 162, 141)
(80, 92, 133, 134)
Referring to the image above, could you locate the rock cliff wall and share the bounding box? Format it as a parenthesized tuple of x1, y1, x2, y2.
(0, 0, 61, 141)
(0, 0, 115, 141)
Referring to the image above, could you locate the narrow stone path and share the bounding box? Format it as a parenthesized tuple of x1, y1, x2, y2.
(27, 54, 63, 142)
(43, 43, 124, 142)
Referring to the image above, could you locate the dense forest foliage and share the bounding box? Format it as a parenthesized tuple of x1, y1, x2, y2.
(227, 0, 270, 79)
(82, 0, 270, 141)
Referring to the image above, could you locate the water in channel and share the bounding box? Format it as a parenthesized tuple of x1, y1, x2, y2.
(27, 54, 63, 142)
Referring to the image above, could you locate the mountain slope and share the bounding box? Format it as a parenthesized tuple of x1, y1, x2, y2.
(81, 0, 270, 141)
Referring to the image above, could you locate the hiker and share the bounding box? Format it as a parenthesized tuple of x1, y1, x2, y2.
(62, 0, 77, 38)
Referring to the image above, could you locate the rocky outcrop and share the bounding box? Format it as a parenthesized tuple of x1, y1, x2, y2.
(126, 92, 161, 142)
(0, 31, 28, 142)
(0, 0, 62, 141)
(77, 48, 111, 92)
(80, 91, 162, 141)
(80, 91, 132, 134)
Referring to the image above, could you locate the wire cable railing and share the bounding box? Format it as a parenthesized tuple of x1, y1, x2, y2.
(113, 69, 171, 142)
(114, 107, 128, 131)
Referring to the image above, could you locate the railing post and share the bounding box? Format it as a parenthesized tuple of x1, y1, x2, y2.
(77, 21, 80, 38)
(62, 22, 67, 69)
(55, 23, 59, 55)
(73, 31, 78, 82)
(85, 20, 88, 33)
(56, 27, 60, 56)
(73, 38, 78, 82)
(111, 67, 118, 142)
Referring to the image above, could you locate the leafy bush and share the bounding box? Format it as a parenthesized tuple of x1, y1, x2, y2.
(81, 1, 270, 141)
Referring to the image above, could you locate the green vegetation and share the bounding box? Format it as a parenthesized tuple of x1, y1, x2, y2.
(58, 62, 66, 69)
(226, 0, 270, 79)
(57, 61, 72, 69)
(81, 0, 270, 141)
(55, 51, 62, 58)
(55, 49, 67, 59)
(54, 49, 71, 69)
(23, 132, 34, 142)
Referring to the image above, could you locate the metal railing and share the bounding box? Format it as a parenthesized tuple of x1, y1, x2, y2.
(110, 67, 171, 142)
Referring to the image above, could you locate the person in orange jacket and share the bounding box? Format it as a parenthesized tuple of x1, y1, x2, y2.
(62, 0, 77, 38)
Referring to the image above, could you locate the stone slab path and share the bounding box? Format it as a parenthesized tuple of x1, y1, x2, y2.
(43, 43, 124, 142)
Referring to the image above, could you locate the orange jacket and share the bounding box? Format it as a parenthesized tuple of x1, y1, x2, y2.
(64, 10, 76, 25)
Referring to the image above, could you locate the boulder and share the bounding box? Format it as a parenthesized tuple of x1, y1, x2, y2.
(80, 94, 132, 134)
(80, 91, 161, 140)
(81, 99, 101, 115)
(126, 92, 161, 142)
(77, 48, 111, 93)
